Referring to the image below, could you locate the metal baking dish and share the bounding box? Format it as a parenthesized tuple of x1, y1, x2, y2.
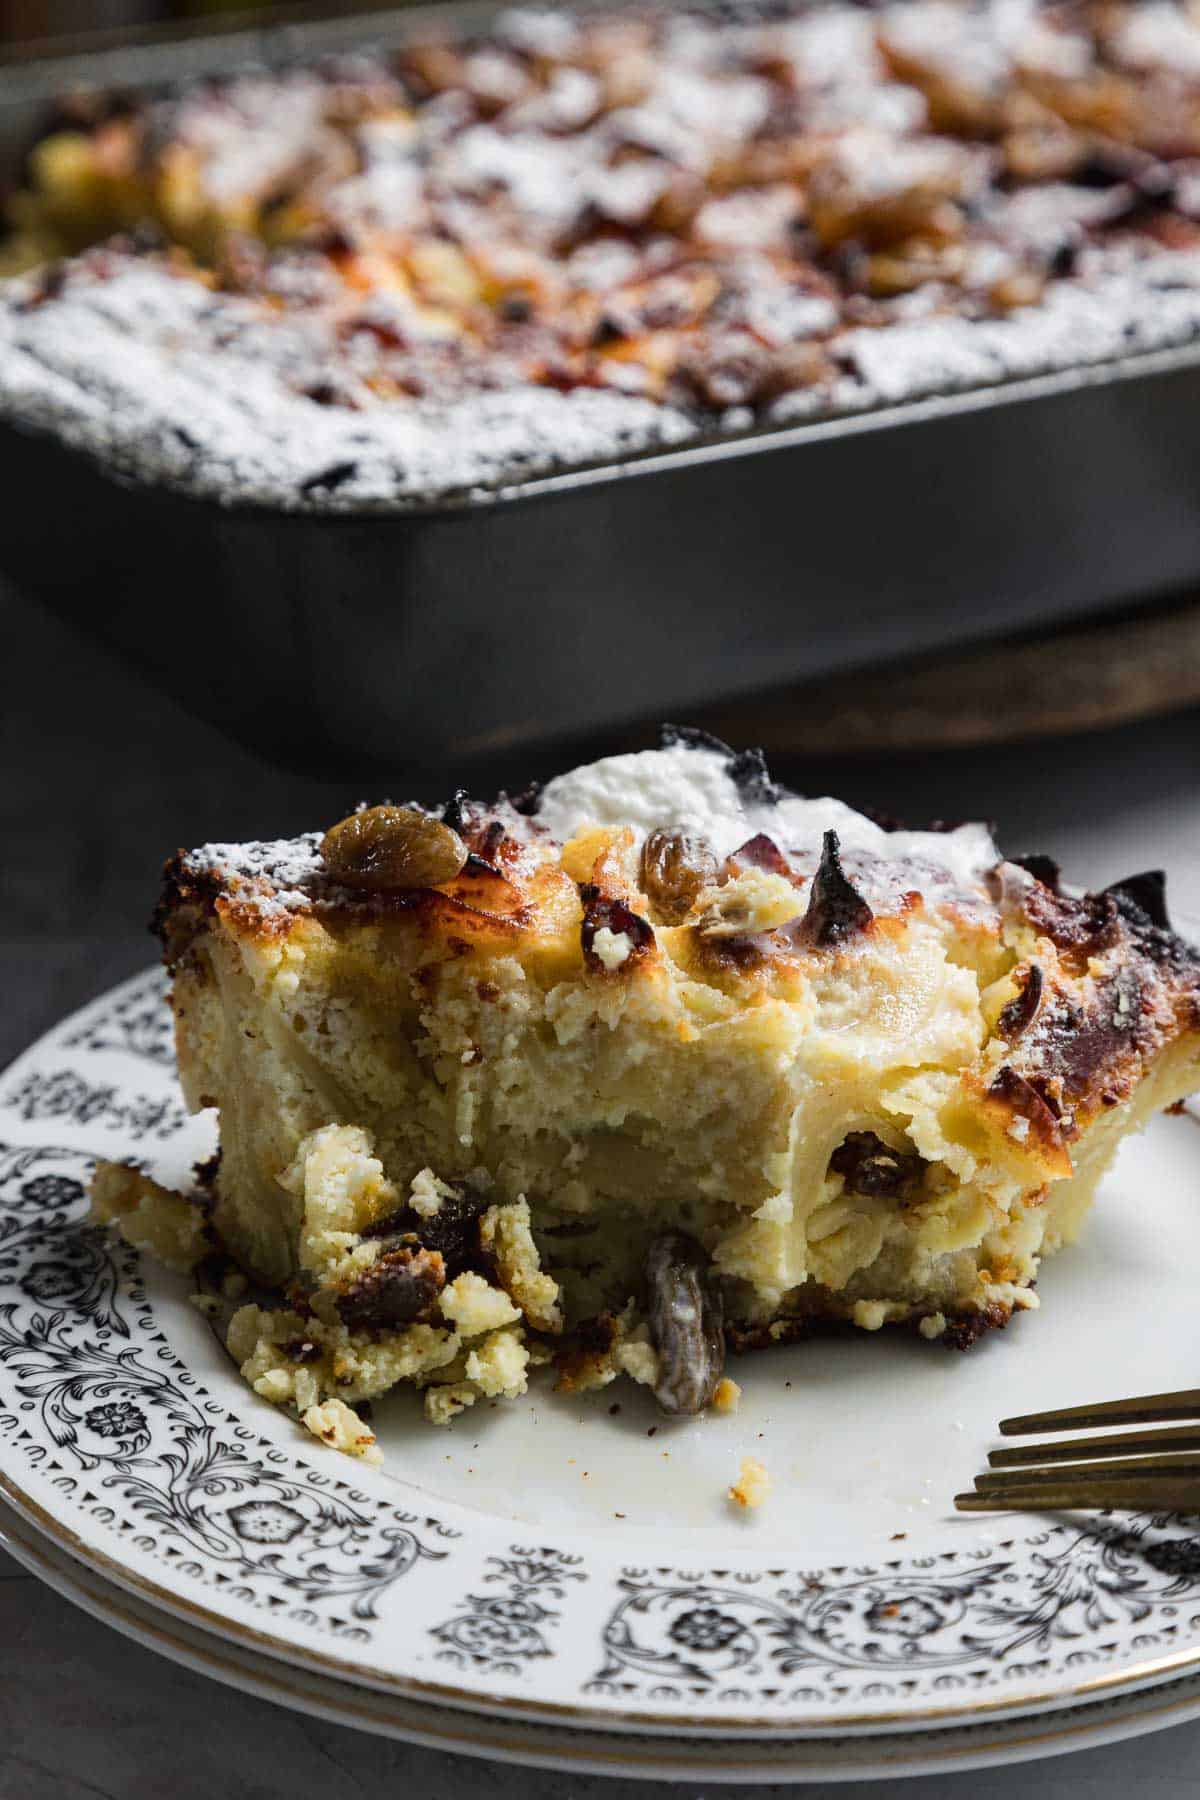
(4, 4, 1200, 779)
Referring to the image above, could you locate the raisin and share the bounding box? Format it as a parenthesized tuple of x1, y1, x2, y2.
(361, 1183, 487, 1278)
(506, 781, 542, 817)
(300, 460, 360, 494)
(800, 830, 874, 947)
(830, 1132, 924, 1199)
(1013, 853, 1061, 892)
(322, 805, 467, 890)
(591, 312, 628, 346)
(997, 963, 1044, 1042)
(1022, 882, 1120, 968)
(658, 727, 777, 803)
(335, 1246, 445, 1335)
(727, 833, 793, 880)
(645, 1232, 725, 1416)
(579, 886, 654, 969)
(989, 1066, 1065, 1138)
(1103, 870, 1170, 931)
(441, 787, 472, 832)
(640, 828, 717, 924)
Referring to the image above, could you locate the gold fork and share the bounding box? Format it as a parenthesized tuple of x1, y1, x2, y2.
(955, 1389, 1200, 1514)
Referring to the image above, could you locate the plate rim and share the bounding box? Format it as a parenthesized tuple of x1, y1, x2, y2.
(11, 1492, 1200, 1784)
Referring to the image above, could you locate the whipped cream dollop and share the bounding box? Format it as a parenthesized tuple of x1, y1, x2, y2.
(536, 744, 999, 893)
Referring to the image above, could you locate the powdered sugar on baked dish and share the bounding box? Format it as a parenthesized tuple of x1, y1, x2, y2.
(3, 244, 1200, 510)
(4, 0, 1200, 509)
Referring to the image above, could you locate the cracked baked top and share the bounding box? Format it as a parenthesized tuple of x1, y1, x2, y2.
(4, 1, 1200, 506)
(133, 731, 1200, 1442)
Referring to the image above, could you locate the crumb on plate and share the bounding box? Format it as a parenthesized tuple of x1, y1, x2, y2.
(302, 1396, 382, 1465)
(729, 1455, 771, 1511)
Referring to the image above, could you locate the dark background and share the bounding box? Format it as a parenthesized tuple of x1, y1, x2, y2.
(4, 1, 291, 49)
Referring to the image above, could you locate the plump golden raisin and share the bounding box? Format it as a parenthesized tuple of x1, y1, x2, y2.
(639, 828, 717, 924)
(321, 805, 467, 890)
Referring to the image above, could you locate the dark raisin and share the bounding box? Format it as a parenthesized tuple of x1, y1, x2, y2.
(1013, 853, 1061, 892)
(1074, 144, 1149, 188)
(300, 460, 360, 494)
(335, 1245, 445, 1335)
(640, 828, 717, 924)
(727, 833, 793, 879)
(658, 726, 777, 803)
(192, 1150, 222, 1191)
(1047, 235, 1080, 279)
(1103, 870, 1169, 931)
(303, 380, 356, 408)
(988, 1065, 1064, 1136)
(410, 1189, 487, 1271)
(1104, 163, 1177, 229)
(1021, 882, 1119, 967)
(591, 312, 628, 346)
(660, 723, 734, 756)
(579, 885, 654, 970)
(468, 819, 507, 864)
(361, 1183, 486, 1278)
(645, 1231, 725, 1416)
(829, 1132, 924, 1198)
(997, 962, 1044, 1041)
(441, 788, 472, 832)
(800, 830, 874, 947)
(506, 781, 543, 817)
(728, 747, 779, 805)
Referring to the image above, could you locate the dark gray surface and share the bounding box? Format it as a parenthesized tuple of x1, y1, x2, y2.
(3, 578, 1200, 1794)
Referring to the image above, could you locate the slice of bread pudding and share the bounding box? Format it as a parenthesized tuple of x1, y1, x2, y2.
(134, 730, 1200, 1438)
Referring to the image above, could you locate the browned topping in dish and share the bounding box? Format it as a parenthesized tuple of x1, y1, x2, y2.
(7, 0, 1200, 448)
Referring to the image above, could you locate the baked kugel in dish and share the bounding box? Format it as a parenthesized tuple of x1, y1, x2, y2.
(5, 2, 1200, 506)
(90, 732, 1200, 1454)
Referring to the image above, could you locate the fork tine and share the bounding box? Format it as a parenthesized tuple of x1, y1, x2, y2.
(1000, 1389, 1200, 1436)
(956, 1476, 1200, 1513)
(989, 1424, 1200, 1468)
(976, 1454, 1200, 1491)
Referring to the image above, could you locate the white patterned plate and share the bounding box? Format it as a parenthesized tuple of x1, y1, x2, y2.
(2, 969, 1200, 1760)
(13, 1496, 1200, 1784)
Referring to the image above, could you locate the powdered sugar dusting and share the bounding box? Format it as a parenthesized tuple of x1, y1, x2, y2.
(184, 744, 1001, 925)
(183, 833, 326, 918)
(4, 245, 1200, 509)
(5, 0, 1200, 509)
(0, 260, 697, 508)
